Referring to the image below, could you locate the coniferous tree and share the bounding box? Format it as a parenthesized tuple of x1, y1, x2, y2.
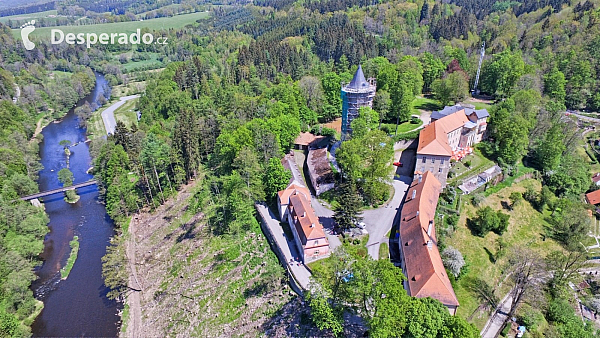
(333, 181, 363, 230)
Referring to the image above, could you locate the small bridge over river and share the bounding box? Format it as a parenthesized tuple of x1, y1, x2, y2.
(20, 180, 98, 202)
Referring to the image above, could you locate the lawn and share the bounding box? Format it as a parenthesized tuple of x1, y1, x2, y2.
(381, 120, 423, 134)
(86, 97, 139, 139)
(446, 179, 563, 329)
(113, 97, 139, 128)
(12, 11, 210, 39)
(111, 80, 147, 97)
(86, 105, 107, 139)
(448, 148, 495, 184)
(413, 96, 443, 111)
(463, 99, 494, 111)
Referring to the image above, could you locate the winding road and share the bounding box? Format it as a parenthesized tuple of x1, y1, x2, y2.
(101, 94, 140, 135)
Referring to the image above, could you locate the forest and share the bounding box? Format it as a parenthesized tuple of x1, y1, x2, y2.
(1, 0, 600, 335)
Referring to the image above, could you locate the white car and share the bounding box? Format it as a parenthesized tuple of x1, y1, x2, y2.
(357, 222, 366, 229)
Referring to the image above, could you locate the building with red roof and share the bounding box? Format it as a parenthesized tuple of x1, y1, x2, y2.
(398, 171, 459, 315)
(277, 182, 330, 262)
(416, 106, 487, 187)
(586, 190, 600, 206)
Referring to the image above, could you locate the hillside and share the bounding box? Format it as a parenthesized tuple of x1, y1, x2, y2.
(122, 182, 297, 337)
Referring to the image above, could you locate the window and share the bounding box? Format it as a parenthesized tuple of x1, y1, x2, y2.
(314, 250, 319, 256)
(440, 158, 445, 165)
(439, 168, 443, 173)
(422, 157, 426, 163)
(430, 166, 434, 173)
(431, 158, 435, 164)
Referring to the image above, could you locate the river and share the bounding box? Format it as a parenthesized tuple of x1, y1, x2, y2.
(31, 73, 121, 336)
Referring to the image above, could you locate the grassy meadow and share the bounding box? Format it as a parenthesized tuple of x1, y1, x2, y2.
(447, 179, 564, 329)
(11, 11, 210, 39)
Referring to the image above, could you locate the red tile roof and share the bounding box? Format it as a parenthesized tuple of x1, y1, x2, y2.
(586, 190, 600, 205)
(417, 122, 452, 156)
(400, 171, 459, 307)
(277, 183, 310, 204)
(417, 112, 469, 156)
(288, 192, 328, 247)
(294, 132, 326, 147)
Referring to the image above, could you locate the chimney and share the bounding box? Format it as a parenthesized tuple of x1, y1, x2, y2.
(418, 174, 422, 183)
(427, 240, 433, 249)
(427, 221, 433, 236)
(303, 211, 306, 217)
(310, 223, 315, 228)
(411, 190, 416, 199)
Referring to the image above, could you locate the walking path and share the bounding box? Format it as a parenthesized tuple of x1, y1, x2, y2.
(480, 291, 513, 338)
(255, 203, 312, 290)
(101, 94, 140, 135)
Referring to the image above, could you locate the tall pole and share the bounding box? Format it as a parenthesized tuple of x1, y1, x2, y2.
(472, 42, 485, 95)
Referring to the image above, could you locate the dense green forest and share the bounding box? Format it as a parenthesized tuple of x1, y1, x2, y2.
(0, 21, 97, 337)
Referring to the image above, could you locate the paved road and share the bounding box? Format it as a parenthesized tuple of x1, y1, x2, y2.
(570, 112, 600, 124)
(310, 197, 343, 251)
(481, 291, 513, 338)
(362, 177, 411, 259)
(286, 153, 343, 250)
(101, 94, 140, 135)
(256, 203, 312, 289)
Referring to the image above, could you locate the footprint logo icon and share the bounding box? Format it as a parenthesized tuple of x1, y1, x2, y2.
(20, 20, 36, 51)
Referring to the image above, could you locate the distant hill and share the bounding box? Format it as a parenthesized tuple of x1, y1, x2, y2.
(0, 0, 53, 10)
(0, 0, 55, 16)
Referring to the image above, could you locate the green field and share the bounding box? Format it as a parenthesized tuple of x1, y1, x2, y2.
(0, 9, 58, 23)
(11, 11, 210, 39)
(447, 179, 563, 329)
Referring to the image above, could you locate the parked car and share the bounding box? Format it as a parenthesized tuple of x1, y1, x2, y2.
(357, 222, 366, 229)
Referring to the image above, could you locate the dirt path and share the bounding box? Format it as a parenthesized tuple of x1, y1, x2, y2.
(125, 218, 142, 338)
(29, 118, 45, 144)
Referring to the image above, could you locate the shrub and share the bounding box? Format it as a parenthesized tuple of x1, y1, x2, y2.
(410, 116, 420, 124)
(471, 206, 510, 237)
(321, 127, 336, 137)
(464, 160, 472, 168)
(509, 191, 522, 209)
(446, 214, 459, 229)
(472, 193, 485, 206)
(441, 246, 465, 277)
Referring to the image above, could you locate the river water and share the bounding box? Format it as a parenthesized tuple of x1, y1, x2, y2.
(31, 73, 121, 336)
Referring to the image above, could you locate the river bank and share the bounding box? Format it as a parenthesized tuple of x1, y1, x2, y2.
(30, 72, 121, 336)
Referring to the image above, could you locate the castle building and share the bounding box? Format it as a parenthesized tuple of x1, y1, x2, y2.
(277, 181, 330, 262)
(341, 65, 376, 139)
(398, 171, 459, 315)
(416, 104, 490, 187)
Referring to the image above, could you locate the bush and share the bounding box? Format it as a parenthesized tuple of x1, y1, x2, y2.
(446, 214, 459, 228)
(471, 206, 511, 237)
(321, 127, 336, 137)
(464, 160, 472, 168)
(410, 116, 420, 124)
(441, 246, 465, 277)
(524, 186, 538, 203)
(509, 191, 522, 209)
(391, 130, 420, 142)
(472, 193, 485, 206)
